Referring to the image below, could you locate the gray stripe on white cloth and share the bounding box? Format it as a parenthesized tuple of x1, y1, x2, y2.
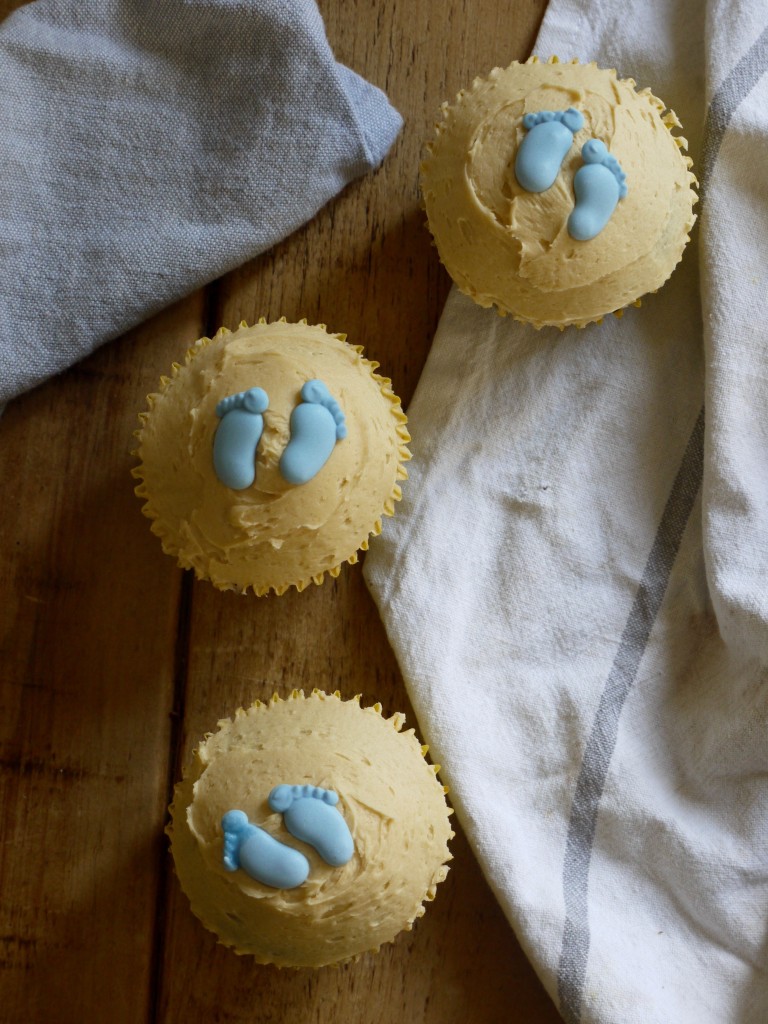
(556, 409, 704, 1023)
(699, 23, 768, 203)
(555, 24, 768, 1023)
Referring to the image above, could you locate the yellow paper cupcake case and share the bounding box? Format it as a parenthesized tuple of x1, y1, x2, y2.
(133, 318, 410, 595)
(167, 689, 454, 967)
(421, 56, 698, 329)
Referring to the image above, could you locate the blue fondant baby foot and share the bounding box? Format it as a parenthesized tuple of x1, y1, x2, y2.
(515, 107, 585, 193)
(221, 809, 310, 889)
(567, 139, 628, 241)
(278, 379, 347, 486)
(213, 387, 269, 490)
(268, 784, 354, 867)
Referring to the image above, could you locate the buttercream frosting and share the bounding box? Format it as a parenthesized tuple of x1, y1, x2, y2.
(134, 319, 410, 595)
(421, 58, 697, 328)
(167, 691, 454, 966)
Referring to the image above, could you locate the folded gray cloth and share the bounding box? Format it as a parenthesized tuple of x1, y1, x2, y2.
(0, 0, 401, 404)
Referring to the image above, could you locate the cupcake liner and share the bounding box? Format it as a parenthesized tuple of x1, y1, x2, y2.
(421, 56, 698, 329)
(132, 315, 411, 598)
(167, 689, 454, 967)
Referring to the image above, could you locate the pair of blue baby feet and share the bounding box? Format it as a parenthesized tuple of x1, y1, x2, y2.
(222, 785, 355, 890)
(212, 379, 347, 491)
(514, 107, 628, 240)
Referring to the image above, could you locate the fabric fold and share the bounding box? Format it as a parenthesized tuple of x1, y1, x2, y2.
(0, 0, 402, 404)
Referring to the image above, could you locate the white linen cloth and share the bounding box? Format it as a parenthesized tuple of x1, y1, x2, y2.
(365, 1, 768, 1021)
(0, 0, 401, 405)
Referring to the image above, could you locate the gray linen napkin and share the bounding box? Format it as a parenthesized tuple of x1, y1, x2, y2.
(0, 0, 402, 404)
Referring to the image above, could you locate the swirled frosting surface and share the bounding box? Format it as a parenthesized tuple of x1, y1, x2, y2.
(135, 321, 408, 594)
(168, 692, 453, 966)
(421, 60, 697, 327)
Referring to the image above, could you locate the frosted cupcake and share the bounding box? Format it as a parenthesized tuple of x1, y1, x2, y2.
(133, 319, 410, 595)
(421, 57, 697, 328)
(167, 690, 454, 966)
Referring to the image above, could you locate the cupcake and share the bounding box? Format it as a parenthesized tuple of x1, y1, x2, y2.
(133, 319, 410, 595)
(421, 57, 697, 328)
(167, 690, 454, 966)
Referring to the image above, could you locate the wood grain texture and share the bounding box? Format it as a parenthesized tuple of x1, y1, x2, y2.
(0, 296, 206, 1023)
(0, 1, 561, 1022)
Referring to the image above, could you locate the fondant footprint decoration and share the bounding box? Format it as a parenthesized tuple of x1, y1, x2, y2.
(269, 784, 354, 867)
(222, 784, 354, 890)
(567, 139, 628, 241)
(515, 107, 584, 192)
(221, 809, 310, 889)
(213, 387, 269, 490)
(212, 378, 346, 490)
(279, 380, 347, 486)
(515, 108, 628, 240)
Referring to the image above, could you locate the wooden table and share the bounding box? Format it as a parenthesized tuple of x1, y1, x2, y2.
(0, 1, 563, 1021)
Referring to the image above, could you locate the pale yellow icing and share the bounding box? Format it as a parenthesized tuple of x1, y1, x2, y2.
(134, 320, 410, 595)
(421, 59, 698, 328)
(168, 692, 453, 966)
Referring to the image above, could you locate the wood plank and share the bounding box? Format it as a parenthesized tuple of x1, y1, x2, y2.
(0, 0, 26, 19)
(155, 1, 558, 1022)
(0, 296, 205, 1023)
